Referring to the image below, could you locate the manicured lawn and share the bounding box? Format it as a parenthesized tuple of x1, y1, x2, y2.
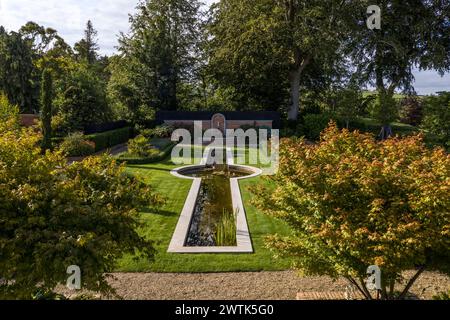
(116, 153, 293, 272)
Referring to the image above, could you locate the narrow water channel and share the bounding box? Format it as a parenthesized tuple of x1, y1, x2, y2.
(183, 164, 247, 247)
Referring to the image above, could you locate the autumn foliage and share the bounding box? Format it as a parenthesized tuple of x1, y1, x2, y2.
(251, 123, 450, 299)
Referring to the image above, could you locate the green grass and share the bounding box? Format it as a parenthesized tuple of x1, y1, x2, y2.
(116, 153, 293, 273)
(362, 90, 410, 101)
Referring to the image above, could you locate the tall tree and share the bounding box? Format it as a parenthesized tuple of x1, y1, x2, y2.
(18, 22, 73, 113)
(111, 0, 201, 115)
(74, 20, 100, 64)
(57, 65, 111, 132)
(40, 69, 53, 151)
(350, 0, 450, 138)
(208, 0, 353, 119)
(0, 27, 36, 112)
(19, 22, 72, 58)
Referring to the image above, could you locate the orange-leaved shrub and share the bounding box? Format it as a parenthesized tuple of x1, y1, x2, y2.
(251, 122, 449, 299)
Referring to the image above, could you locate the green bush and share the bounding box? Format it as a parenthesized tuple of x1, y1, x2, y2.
(348, 118, 418, 137)
(86, 127, 132, 152)
(127, 135, 153, 157)
(0, 121, 161, 298)
(421, 92, 450, 149)
(302, 113, 334, 140)
(143, 124, 174, 139)
(60, 132, 95, 157)
(433, 291, 450, 300)
(284, 115, 418, 140)
(117, 142, 175, 165)
(0, 92, 19, 124)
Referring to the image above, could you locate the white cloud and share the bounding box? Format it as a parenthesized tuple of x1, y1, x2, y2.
(412, 69, 450, 95)
(0, 0, 138, 55)
(0, 0, 217, 55)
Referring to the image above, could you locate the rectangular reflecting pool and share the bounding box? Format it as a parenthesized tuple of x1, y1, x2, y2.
(183, 166, 247, 247)
(168, 147, 261, 253)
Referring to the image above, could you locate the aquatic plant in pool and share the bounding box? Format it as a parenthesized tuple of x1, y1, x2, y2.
(215, 209, 238, 246)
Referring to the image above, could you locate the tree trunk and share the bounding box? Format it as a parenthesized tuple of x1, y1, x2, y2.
(399, 266, 426, 300)
(379, 125, 393, 140)
(359, 277, 373, 300)
(288, 68, 301, 121)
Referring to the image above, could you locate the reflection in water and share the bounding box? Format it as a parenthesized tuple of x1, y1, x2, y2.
(183, 166, 247, 247)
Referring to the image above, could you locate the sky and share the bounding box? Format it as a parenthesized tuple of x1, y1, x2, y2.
(0, 0, 448, 95)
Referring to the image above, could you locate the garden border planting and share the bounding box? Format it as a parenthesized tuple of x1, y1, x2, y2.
(116, 141, 176, 164)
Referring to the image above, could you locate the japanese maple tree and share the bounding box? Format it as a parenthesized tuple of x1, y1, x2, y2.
(252, 123, 449, 299)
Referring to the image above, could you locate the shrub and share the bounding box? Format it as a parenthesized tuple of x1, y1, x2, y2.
(144, 124, 174, 139)
(51, 114, 68, 137)
(117, 142, 175, 165)
(86, 127, 132, 152)
(251, 123, 450, 300)
(83, 120, 129, 135)
(421, 92, 450, 149)
(280, 119, 300, 137)
(55, 66, 111, 133)
(283, 116, 417, 139)
(399, 96, 423, 126)
(433, 291, 450, 300)
(0, 123, 162, 299)
(0, 92, 19, 125)
(59, 132, 95, 157)
(127, 135, 153, 157)
(302, 113, 334, 140)
(347, 118, 417, 137)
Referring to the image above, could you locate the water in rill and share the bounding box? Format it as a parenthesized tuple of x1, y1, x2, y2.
(184, 164, 247, 247)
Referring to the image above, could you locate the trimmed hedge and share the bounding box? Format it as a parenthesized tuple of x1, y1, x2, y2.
(116, 142, 176, 165)
(295, 115, 418, 141)
(86, 127, 133, 152)
(84, 120, 129, 135)
(348, 118, 418, 136)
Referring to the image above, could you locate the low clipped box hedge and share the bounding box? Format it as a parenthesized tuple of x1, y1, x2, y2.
(86, 127, 133, 152)
(116, 141, 176, 165)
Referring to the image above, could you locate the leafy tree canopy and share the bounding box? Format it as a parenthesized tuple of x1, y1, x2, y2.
(0, 107, 163, 299)
(251, 123, 450, 299)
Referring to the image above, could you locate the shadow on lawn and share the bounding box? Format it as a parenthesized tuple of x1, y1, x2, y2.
(141, 207, 177, 217)
(129, 165, 173, 172)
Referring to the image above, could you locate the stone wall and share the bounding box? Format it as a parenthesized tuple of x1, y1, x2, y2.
(163, 120, 273, 130)
(20, 114, 39, 127)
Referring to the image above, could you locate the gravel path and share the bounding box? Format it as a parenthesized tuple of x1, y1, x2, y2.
(61, 270, 449, 300)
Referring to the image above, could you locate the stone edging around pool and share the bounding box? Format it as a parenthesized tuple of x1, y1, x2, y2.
(167, 148, 262, 253)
